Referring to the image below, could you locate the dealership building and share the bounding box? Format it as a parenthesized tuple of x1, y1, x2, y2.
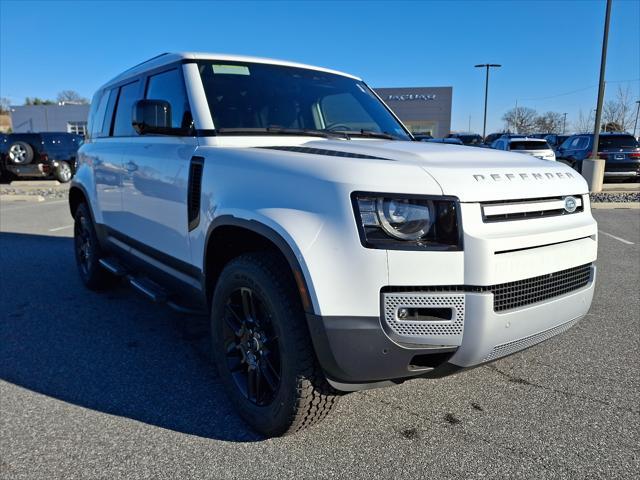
(374, 87, 452, 138)
(10, 104, 90, 135)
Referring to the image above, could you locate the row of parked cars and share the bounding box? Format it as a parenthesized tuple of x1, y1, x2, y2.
(417, 131, 640, 181)
(0, 132, 83, 183)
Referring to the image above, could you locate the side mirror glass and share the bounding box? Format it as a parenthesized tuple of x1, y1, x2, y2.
(132, 99, 174, 135)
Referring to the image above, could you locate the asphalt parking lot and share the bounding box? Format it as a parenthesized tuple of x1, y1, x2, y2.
(1, 199, 638, 479)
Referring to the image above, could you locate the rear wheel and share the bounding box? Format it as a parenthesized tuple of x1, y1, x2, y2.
(8, 141, 34, 164)
(54, 161, 73, 183)
(211, 252, 338, 436)
(73, 203, 114, 290)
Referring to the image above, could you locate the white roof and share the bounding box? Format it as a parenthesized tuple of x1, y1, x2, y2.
(507, 137, 548, 143)
(102, 52, 360, 89)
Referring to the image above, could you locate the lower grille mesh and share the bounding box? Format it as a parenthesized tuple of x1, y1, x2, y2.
(483, 317, 580, 361)
(492, 264, 591, 312)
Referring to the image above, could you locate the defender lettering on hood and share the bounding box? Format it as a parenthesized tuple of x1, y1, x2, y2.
(473, 172, 575, 182)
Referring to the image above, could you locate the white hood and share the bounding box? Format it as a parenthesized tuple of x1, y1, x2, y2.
(299, 139, 587, 202)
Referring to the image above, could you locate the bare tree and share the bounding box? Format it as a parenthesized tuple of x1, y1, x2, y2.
(573, 109, 593, 133)
(601, 86, 635, 132)
(56, 90, 89, 105)
(0, 97, 10, 113)
(25, 97, 55, 105)
(534, 111, 565, 133)
(502, 106, 538, 134)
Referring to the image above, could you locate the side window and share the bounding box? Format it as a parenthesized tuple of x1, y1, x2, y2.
(576, 137, 589, 149)
(559, 137, 573, 149)
(569, 137, 581, 149)
(101, 88, 119, 137)
(112, 80, 141, 136)
(145, 68, 191, 129)
(89, 91, 110, 138)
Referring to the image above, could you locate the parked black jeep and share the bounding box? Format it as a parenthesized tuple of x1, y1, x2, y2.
(0, 132, 82, 183)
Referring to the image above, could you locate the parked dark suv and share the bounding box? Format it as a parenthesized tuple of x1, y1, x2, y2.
(446, 133, 483, 145)
(556, 133, 640, 181)
(0, 132, 82, 182)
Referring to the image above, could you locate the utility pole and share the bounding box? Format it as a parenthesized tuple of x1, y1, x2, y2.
(583, 0, 612, 193)
(562, 113, 568, 134)
(475, 63, 501, 139)
(633, 100, 640, 138)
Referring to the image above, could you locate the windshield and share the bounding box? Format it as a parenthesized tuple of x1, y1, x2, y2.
(196, 61, 410, 140)
(509, 141, 550, 150)
(598, 135, 639, 151)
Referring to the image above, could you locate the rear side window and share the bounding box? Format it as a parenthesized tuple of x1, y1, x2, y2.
(112, 81, 141, 136)
(145, 69, 191, 129)
(90, 91, 110, 138)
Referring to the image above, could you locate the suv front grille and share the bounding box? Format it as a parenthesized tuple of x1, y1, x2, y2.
(382, 263, 592, 312)
(481, 195, 584, 223)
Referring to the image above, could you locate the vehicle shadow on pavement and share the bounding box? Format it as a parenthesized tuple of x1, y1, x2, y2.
(0, 232, 261, 442)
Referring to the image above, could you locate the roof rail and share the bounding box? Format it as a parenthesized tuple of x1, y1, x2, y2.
(118, 52, 171, 76)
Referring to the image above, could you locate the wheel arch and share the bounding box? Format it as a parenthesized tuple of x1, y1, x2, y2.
(203, 216, 316, 314)
(68, 184, 90, 218)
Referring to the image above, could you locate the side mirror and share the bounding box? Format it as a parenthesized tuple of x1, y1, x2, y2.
(132, 99, 174, 135)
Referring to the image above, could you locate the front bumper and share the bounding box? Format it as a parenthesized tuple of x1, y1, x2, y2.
(309, 266, 595, 390)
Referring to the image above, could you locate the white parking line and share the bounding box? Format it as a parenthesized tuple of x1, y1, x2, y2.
(48, 224, 73, 232)
(600, 230, 635, 245)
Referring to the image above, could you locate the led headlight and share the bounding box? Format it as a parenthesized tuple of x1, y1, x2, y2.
(353, 193, 462, 250)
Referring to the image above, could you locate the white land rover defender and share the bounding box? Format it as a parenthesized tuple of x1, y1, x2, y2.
(71, 53, 597, 436)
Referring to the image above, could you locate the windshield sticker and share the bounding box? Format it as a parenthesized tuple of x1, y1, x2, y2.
(212, 64, 250, 75)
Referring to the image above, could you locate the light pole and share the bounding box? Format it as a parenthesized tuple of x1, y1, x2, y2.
(562, 113, 568, 134)
(475, 63, 501, 139)
(633, 100, 640, 138)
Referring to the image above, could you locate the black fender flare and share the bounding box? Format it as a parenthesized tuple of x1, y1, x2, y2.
(203, 215, 317, 314)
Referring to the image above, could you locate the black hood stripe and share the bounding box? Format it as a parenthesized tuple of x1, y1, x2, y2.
(256, 146, 394, 161)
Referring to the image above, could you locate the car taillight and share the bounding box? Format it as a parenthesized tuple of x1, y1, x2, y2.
(629, 152, 640, 159)
(598, 152, 608, 159)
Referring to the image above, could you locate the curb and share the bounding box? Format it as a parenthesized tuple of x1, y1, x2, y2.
(9, 180, 61, 187)
(0, 194, 45, 203)
(591, 202, 640, 209)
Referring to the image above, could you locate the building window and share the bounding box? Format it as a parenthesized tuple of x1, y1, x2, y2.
(67, 121, 87, 135)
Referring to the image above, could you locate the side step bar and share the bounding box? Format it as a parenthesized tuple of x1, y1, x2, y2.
(98, 256, 206, 316)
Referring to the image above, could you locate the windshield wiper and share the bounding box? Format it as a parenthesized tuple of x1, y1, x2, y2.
(329, 129, 398, 140)
(216, 127, 350, 139)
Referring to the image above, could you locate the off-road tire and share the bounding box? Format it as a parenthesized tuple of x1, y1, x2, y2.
(211, 252, 338, 436)
(73, 203, 114, 290)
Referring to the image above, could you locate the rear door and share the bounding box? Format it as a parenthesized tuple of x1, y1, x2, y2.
(120, 66, 198, 265)
(91, 81, 142, 231)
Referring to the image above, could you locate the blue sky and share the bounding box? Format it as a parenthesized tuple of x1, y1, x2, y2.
(1, 0, 638, 133)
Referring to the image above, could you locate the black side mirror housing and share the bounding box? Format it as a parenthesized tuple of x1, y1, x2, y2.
(132, 99, 177, 135)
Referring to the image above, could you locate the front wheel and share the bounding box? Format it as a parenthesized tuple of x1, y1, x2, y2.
(211, 253, 338, 436)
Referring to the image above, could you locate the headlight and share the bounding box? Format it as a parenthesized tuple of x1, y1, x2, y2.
(353, 193, 462, 250)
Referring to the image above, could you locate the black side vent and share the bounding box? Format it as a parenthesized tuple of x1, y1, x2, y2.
(187, 156, 204, 231)
(257, 146, 393, 161)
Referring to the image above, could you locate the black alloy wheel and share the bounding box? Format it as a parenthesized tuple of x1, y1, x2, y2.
(73, 203, 114, 290)
(223, 287, 281, 406)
